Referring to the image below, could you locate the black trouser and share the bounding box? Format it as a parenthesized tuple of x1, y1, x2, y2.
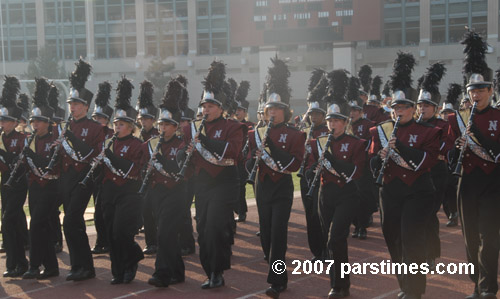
(299, 176, 325, 258)
(381, 174, 434, 295)
(101, 180, 144, 279)
(142, 191, 157, 247)
(319, 181, 359, 289)
(93, 182, 109, 248)
(150, 183, 185, 283)
(442, 170, 458, 219)
(1, 174, 28, 271)
(459, 167, 500, 295)
(426, 161, 448, 260)
(179, 179, 195, 251)
(195, 168, 238, 277)
(256, 173, 293, 287)
(235, 162, 248, 215)
(60, 167, 94, 272)
(49, 191, 63, 246)
(354, 166, 378, 229)
(28, 180, 59, 271)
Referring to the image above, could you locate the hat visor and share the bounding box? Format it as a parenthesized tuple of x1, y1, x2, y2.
(199, 98, 222, 107)
(0, 115, 18, 122)
(416, 98, 438, 106)
(66, 97, 88, 105)
(113, 116, 135, 123)
(92, 111, 110, 119)
(307, 108, 326, 114)
(349, 105, 363, 110)
(326, 113, 349, 120)
(158, 118, 178, 125)
(391, 99, 415, 107)
(265, 102, 289, 109)
(138, 113, 155, 119)
(440, 108, 454, 113)
(466, 82, 492, 91)
(29, 115, 50, 122)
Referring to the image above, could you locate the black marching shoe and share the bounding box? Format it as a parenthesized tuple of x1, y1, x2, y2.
(266, 284, 287, 298)
(3, 269, 17, 278)
(181, 247, 195, 256)
(201, 278, 211, 289)
(479, 292, 497, 299)
(169, 277, 185, 285)
(143, 245, 157, 255)
(447, 212, 459, 227)
(465, 292, 479, 299)
(54, 242, 63, 254)
(22, 268, 40, 279)
(209, 272, 224, 288)
(235, 212, 247, 222)
(401, 293, 421, 299)
(397, 291, 405, 299)
(148, 276, 169, 288)
(110, 276, 123, 285)
(358, 228, 367, 240)
(123, 263, 138, 284)
(73, 268, 96, 281)
(66, 269, 79, 281)
(256, 231, 261, 236)
(328, 287, 350, 298)
(351, 227, 359, 238)
(91, 245, 109, 254)
(37, 268, 59, 279)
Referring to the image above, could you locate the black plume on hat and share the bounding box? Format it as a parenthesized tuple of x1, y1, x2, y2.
(175, 74, 188, 87)
(495, 68, 500, 95)
(390, 51, 416, 92)
(176, 76, 190, 111)
(115, 76, 134, 110)
(446, 83, 462, 110)
(308, 68, 326, 93)
(69, 58, 91, 91)
(236, 80, 250, 110)
(33, 77, 51, 108)
(421, 62, 446, 95)
(461, 28, 491, 81)
(382, 80, 391, 97)
(370, 76, 383, 101)
(257, 82, 267, 112)
(201, 60, 227, 107)
(161, 78, 184, 115)
(1, 76, 21, 107)
(17, 93, 30, 112)
(47, 83, 60, 111)
(358, 65, 372, 93)
(347, 76, 362, 105)
(225, 78, 239, 113)
(95, 81, 112, 108)
(307, 74, 328, 110)
(325, 69, 349, 116)
(138, 80, 155, 109)
(266, 55, 291, 105)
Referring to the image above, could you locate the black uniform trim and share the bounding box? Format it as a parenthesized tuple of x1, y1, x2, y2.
(65, 130, 92, 158)
(198, 133, 227, 158)
(395, 140, 426, 171)
(266, 137, 294, 169)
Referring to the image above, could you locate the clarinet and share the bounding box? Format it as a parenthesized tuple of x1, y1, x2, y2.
(306, 130, 334, 198)
(297, 124, 314, 178)
(79, 132, 118, 188)
(138, 135, 165, 195)
(375, 116, 402, 187)
(452, 101, 478, 177)
(4, 130, 37, 188)
(46, 115, 72, 171)
(177, 114, 208, 179)
(247, 116, 274, 184)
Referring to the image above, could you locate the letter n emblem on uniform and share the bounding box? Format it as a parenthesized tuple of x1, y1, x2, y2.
(488, 120, 498, 131)
(169, 148, 178, 156)
(358, 125, 363, 133)
(121, 146, 129, 153)
(213, 130, 222, 138)
(409, 134, 418, 144)
(45, 143, 51, 152)
(279, 134, 288, 143)
(10, 139, 17, 147)
(340, 143, 349, 152)
(81, 128, 89, 137)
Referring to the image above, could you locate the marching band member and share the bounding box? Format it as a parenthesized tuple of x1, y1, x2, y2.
(369, 52, 441, 299)
(145, 79, 187, 288)
(90, 81, 114, 254)
(181, 61, 246, 289)
(136, 80, 159, 255)
(58, 59, 105, 281)
(347, 76, 376, 240)
(248, 57, 305, 298)
(22, 77, 60, 279)
(308, 70, 366, 299)
(448, 30, 500, 299)
(100, 77, 144, 284)
(0, 76, 29, 277)
(299, 70, 329, 260)
(415, 62, 448, 269)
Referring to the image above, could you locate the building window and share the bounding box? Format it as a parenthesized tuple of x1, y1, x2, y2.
(196, 0, 229, 55)
(431, 0, 487, 44)
(381, 0, 419, 47)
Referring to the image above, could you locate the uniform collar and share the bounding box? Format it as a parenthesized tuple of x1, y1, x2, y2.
(207, 115, 224, 124)
(312, 123, 327, 130)
(37, 131, 52, 140)
(273, 122, 286, 129)
(73, 116, 88, 124)
(476, 105, 491, 115)
(117, 133, 133, 141)
(3, 129, 16, 138)
(399, 118, 415, 128)
(333, 132, 347, 141)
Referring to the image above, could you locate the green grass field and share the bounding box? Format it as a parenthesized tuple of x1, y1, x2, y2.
(245, 171, 301, 200)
